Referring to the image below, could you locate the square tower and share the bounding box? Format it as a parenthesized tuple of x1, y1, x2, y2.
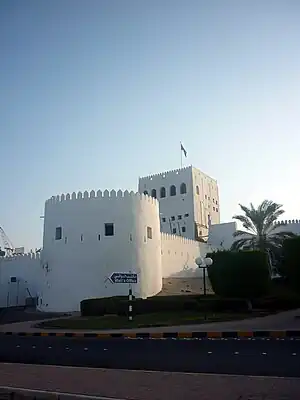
(138, 166, 220, 241)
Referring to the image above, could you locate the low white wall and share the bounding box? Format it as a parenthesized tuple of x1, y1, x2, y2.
(161, 233, 207, 278)
(207, 222, 237, 250)
(0, 254, 42, 308)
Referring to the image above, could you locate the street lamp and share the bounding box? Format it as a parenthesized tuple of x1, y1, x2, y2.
(195, 257, 213, 296)
(195, 256, 213, 321)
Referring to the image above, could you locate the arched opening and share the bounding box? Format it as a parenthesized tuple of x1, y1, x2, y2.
(180, 183, 187, 194)
(196, 185, 200, 195)
(160, 187, 166, 198)
(151, 189, 157, 198)
(143, 190, 148, 195)
(170, 185, 176, 196)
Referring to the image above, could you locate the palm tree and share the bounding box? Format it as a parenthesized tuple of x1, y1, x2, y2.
(231, 200, 295, 253)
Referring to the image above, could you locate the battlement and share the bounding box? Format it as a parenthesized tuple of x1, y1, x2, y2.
(0, 252, 41, 261)
(274, 219, 300, 225)
(161, 232, 200, 245)
(46, 189, 159, 206)
(139, 166, 192, 181)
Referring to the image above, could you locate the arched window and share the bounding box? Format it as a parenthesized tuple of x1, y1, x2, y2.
(196, 185, 200, 195)
(170, 185, 176, 196)
(180, 183, 187, 194)
(160, 187, 166, 198)
(151, 189, 157, 198)
(143, 190, 148, 195)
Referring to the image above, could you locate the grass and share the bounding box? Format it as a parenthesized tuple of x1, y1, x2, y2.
(37, 310, 269, 330)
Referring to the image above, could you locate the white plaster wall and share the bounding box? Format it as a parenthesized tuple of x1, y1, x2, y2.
(273, 220, 300, 236)
(192, 167, 220, 235)
(40, 190, 162, 312)
(0, 254, 42, 307)
(138, 167, 195, 240)
(161, 233, 207, 278)
(207, 222, 237, 251)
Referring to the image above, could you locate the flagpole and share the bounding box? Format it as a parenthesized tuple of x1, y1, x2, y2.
(180, 142, 183, 168)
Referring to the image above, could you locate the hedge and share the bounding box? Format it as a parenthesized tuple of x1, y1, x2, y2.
(206, 250, 270, 299)
(282, 236, 300, 292)
(80, 294, 248, 317)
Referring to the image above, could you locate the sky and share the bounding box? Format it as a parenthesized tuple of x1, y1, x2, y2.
(0, 0, 299, 250)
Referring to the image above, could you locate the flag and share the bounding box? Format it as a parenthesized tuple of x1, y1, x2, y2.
(180, 143, 187, 157)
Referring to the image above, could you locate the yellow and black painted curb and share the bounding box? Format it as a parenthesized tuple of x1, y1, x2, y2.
(0, 330, 300, 339)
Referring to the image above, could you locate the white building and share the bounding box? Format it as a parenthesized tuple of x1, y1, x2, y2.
(0, 165, 298, 313)
(139, 166, 220, 240)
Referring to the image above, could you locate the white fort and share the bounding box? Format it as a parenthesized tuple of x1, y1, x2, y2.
(0, 165, 299, 312)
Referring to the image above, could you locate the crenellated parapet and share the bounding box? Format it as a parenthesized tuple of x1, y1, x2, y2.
(139, 166, 191, 181)
(0, 252, 41, 261)
(274, 219, 300, 225)
(45, 189, 159, 206)
(161, 232, 199, 245)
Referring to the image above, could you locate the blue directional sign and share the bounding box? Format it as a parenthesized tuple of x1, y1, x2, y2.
(110, 272, 138, 284)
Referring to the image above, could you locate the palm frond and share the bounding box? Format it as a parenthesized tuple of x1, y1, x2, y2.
(230, 237, 257, 251)
(233, 230, 255, 238)
(232, 214, 257, 234)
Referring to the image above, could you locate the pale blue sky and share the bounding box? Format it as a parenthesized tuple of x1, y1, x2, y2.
(1, 0, 299, 250)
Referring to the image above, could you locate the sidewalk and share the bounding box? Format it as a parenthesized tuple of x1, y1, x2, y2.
(0, 308, 300, 335)
(1, 363, 300, 400)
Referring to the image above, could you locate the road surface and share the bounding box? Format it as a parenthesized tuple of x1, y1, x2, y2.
(0, 336, 299, 377)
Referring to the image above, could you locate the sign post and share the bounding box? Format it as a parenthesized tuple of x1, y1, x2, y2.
(110, 272, 138, 321)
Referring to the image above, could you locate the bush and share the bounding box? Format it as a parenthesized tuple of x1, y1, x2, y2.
(282, 236, 300, 292)
(80, 296, 129, 317)
(207, 250, 270, 300)
(80, 293, 249, 317)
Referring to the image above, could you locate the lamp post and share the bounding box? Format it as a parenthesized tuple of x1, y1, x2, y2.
(195, 257, 213, 296)
(195, 256, 213, 321)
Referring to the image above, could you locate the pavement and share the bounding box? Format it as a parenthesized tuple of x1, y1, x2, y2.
(1, 363, 300, 400)
(0, 334, 300, 377)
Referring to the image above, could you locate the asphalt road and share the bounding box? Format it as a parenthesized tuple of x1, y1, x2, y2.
(0, 336, 299, 378)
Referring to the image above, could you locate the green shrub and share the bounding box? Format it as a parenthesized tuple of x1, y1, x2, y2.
(207, 250, 270, 300)
(80, 293, 249, 316)
(282, 236, 300, 292)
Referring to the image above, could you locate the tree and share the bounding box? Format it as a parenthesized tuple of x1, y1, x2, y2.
(231, 200, 295, 253)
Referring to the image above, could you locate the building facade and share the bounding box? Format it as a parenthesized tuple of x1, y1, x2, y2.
(138, 165, 220, 241)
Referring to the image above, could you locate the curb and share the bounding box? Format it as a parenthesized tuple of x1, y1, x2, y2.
(1, 330, 300, 339)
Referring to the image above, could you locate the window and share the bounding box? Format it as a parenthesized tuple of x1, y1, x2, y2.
(170, 185, 176, 196)
(182, 227, 186, 233)
(216, 200, 218, 205)
(143, 190, 148, 195)
(213, 198, 215, 203)
(216, 208, 218, 212)
(162, 217, 166, 222)
(205, 194, 207, 199)
(172, 228, 176, 234)
(105, 223, 114, 236)
(80, 234, 84, 242)
(55, 227, 62, 240)
(213, 207, 215, 211)
(151, 189, 157, 198)
(178, 215, 182, 220)
(208, 197, 210, 200)
(180, 183, 187, 194)
(98, 234, 101, 241)
(171, 216, 175, 221)
(64, 237, 67, 244)
(160, 187, 166, 198)
(147, 226, 152, 239)
(10, 277, 17, 283)
(196, 185, 200, 195)
(184, 213, 189, 217)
